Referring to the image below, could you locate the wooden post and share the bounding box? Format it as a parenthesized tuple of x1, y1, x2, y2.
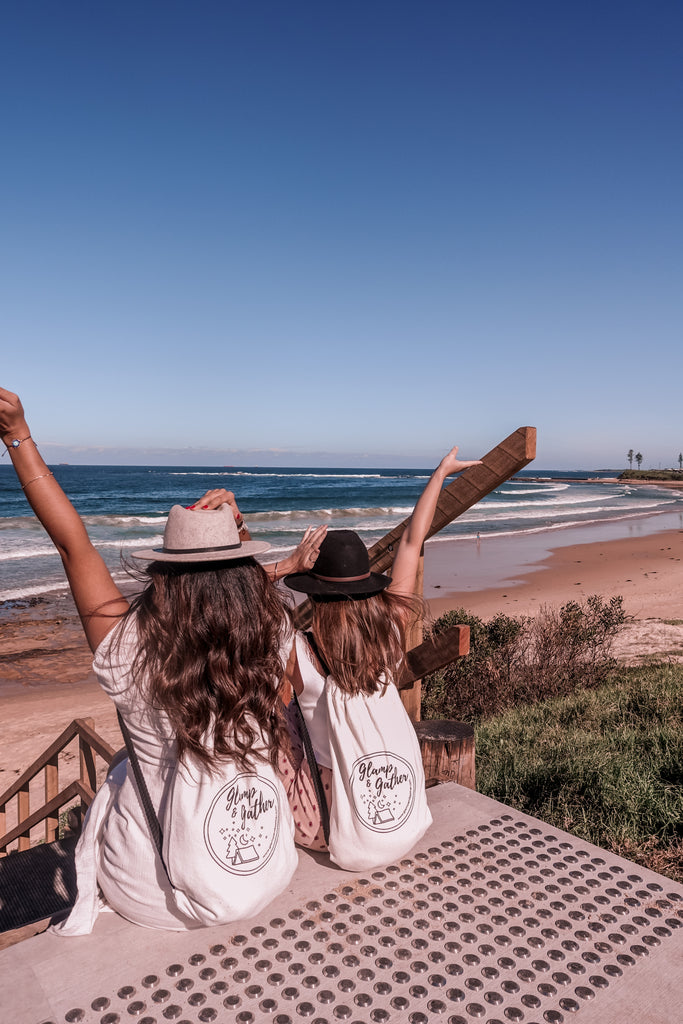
(17, 785, 30, 852)
(79, 717, 97, 819)
(45, 755, 59, 844)
(400, 546, 424, 721)
(414, 720, 475, 789)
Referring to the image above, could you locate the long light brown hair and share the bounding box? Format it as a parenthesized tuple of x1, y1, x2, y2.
(310, 590, 422, 696)
(118, 558, 289, 771)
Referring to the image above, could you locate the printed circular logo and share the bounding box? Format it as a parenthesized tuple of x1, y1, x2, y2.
(204, 773, 281, 875)
(349, 752, 416, 833)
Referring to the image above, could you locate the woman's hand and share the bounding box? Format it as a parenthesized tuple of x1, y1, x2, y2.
(288, 525, 327, 573)
(263, 525, 327, 582)
(190, 487, 242, 520)
(438, 446, 483, 478)
(0, 387, 29, 447)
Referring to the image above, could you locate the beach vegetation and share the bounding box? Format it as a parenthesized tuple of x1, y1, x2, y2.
(627, 448, 634, 469)
(619, 469, 683, 481)
(422, 595, 627, 722)
(636, 452, 643, 469)
(473, 663, 683, 882)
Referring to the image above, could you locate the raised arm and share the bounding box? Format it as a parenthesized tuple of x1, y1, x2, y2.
(389, 446, 482, 599)
(0, 388, 128, 651)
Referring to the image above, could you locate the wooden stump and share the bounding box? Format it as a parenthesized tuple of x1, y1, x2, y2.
(414, 720, 475, 790)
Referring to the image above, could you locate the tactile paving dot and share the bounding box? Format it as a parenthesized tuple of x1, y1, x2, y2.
(55, 814, 682, 1023)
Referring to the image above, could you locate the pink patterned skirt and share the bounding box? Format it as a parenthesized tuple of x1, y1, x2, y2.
(278, 701, 332, 852)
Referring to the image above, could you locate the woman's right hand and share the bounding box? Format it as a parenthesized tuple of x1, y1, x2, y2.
(288, 525, 327, 573)
(0, 387, 29, 446)
(437, 446, 482, 477)
(189, 487, 242, 520)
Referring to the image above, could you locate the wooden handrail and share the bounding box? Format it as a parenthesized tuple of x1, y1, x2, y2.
(397, 624, 470, 689)
(0, 718, 116, 855)
(0, 719, 115, 807)
(0, 781, 84, 849)
(368, 425, 537, 573)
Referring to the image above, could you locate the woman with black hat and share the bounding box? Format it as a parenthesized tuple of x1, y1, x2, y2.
(0, 386, 323, 932)
(280, 446, 481, 868)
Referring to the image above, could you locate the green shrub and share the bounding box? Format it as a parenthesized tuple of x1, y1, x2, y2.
(619, 469, 683, 480)
(422, 595, 628, 722)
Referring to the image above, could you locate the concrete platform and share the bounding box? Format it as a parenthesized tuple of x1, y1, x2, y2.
(1, 783, 682, 1024)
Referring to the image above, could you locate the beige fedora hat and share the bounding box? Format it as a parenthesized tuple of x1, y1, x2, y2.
(132, 504, 270, 563)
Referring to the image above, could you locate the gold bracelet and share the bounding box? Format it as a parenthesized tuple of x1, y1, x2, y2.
(21, 471, 54, 491)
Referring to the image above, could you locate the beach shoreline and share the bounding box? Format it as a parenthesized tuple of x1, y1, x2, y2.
(1, 513, 682, 781)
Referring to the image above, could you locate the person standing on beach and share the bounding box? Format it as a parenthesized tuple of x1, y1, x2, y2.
(0, 386, 324, 932)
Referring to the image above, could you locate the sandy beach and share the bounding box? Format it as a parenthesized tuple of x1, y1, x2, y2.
(1, 514, 682, 785)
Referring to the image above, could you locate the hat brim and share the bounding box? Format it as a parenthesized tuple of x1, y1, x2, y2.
(283, 570, 391, 596)
(132, 540, 271, 563)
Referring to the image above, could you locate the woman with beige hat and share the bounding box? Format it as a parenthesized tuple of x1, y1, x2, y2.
(0, 386, 322, 932)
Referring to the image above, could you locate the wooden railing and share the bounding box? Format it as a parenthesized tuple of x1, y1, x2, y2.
(0, 718, 116, 855)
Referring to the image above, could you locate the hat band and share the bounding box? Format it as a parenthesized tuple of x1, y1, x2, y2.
(312, 571, 371, 583)
(163, 542, 242, 555)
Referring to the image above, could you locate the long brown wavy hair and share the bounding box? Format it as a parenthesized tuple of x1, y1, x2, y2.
(116, 558, 290, 772)
(310, 590, 422, 696)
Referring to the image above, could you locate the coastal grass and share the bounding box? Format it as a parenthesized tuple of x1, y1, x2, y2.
(474, 662, 683, 881)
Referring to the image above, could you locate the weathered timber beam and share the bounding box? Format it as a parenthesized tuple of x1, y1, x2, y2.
(292, 425, 535, 628)
(397, 624, 469, 690)
(368, 425, 536, 574)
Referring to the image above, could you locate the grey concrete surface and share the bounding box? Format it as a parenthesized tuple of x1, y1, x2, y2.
(1, 783, 681, 1023)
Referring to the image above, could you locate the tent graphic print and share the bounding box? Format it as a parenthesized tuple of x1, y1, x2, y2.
(368, 801, 395, 825)
(226, 836, 260, 866)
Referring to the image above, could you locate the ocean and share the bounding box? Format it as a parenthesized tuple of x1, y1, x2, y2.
(2, 465, 683, 603)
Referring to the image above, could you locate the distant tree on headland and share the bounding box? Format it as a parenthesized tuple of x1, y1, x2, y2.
(635, 452, 643, 470)
(678, 453, 682, 471)
(627, 449, 634, 469)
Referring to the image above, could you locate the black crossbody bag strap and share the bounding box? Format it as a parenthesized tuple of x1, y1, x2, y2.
(116, 710, 170, 878)
(290, 633, 331, 845)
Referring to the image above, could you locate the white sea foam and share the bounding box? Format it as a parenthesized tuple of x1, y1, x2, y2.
(82, 514, 168, 526)
(95, 536, 165, 550)
(0, 579, 72, 602)
(250, 505, 416, 521)
(0, 544, 61, 561)
(165, 471, 405, 480)
(499, 483, 570, 495)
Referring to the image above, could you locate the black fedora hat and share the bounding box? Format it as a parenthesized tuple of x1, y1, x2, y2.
(284, 530, 391, 597)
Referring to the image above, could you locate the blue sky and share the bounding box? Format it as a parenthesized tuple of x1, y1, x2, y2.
(2, 1, 681, 469)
